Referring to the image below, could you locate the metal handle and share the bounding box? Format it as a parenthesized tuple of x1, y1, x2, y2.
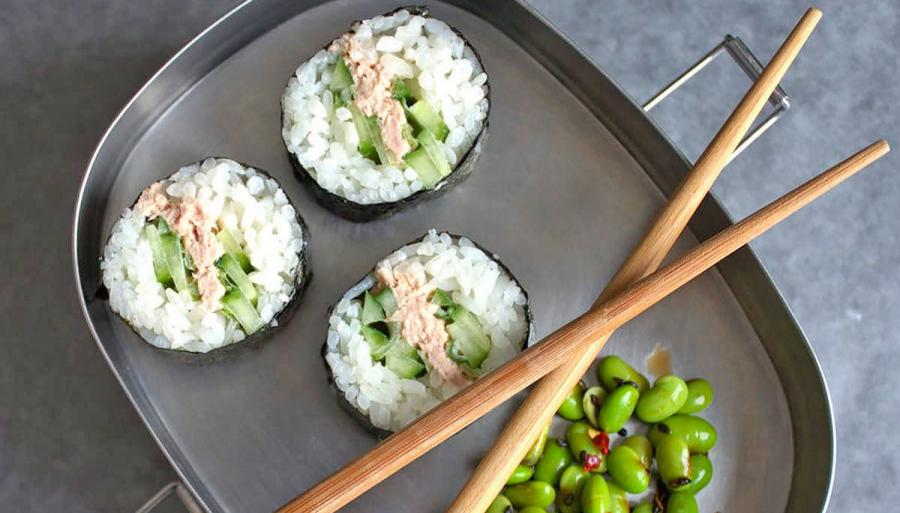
(643, 35, 790, 164)
(135, 481, 204, 513)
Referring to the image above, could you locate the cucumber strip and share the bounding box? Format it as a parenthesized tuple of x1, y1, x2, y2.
(331, 57, 353, 92)
(373, 287, 397, 316)
(160, 233, 192, 294)
(216, 253, 258, 306)
(404, 147, 442, 188)
(217, 227, 252, 272)
(385, 352, 425, 379)
(389, 337, 419, 359)
(221, 289, 264, 335)
(348, 104, 379, 163)
(418, 129, 452, 179)
(431, 289, 454, 307)
(145, 224, 173, 287)
(364, 115, 392, 165)
(392, 79, 414, 105)
(446, 306, 491, 368)
(362, 325, 393, 360)
(408, 100, 449, 142)
(361, 291, 385, 325)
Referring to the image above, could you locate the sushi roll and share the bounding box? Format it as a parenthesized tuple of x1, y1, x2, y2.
(281, 7, 490, 221)
(100, 158, 310, 353)
(324, 230, 532, 433)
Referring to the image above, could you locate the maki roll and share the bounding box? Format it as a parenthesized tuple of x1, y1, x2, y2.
(324, 230, 531, 432)
(101, 158, 310, 353)
(281, 7, 490, 221)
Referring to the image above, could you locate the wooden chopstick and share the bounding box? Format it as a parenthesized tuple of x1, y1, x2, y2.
(276, 139, 888, 513)
(445, 8, 823, 512)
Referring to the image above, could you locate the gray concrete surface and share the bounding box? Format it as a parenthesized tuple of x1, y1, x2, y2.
(1, 1, 897, 511)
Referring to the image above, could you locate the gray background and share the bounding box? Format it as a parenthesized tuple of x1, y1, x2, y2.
(1, 0, 896, 512)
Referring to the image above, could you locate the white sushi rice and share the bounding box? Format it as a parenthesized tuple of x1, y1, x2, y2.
(101, 158, 306, 353)
(281, 9, 489, 204)
(324, 230, 528, 432)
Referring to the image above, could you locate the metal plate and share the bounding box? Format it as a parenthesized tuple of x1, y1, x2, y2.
(72, 1, 833, 512)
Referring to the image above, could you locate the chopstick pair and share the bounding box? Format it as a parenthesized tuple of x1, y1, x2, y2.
(278, 8, 888, 513)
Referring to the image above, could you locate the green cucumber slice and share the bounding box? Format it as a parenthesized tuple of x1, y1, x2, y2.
(216, 253, 258, 306)
(361, 291, 385, 325)
(364, 115, 392, 165)
(348, 104, 379, 163)
(217, 227, 252, 271)
(385, 350, 425, 378)
(160, 232, 192, 294)
(404, 147, 442, 188)
(373, 287, 397, 316)
(408, 100, 449, 142)
(446, 306, 491, 368)
(331, 57, 353, 92)
(362, 325, 393, 360)
(431, 289, 454, 307)
(221, 289, 264, 334)
(145, 224, 173, 287)
(418, 130, 452, 179)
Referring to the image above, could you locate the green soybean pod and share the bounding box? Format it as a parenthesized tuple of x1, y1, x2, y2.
(533, 438, 574, 486)
(679, 378, 714, 414)
(566, 421, 607, 473)
(621, 435, 653, 469)
(580, 475, 611, 513)
(667, 492, 699, 513)
(635, 375, 688, 423)
(607, 481, 630, 513)
(558, 381, 587, 421)
(656, 435, 692, 490)
(505, 481, 556, 509)
(679, 453, 713, 495)
(486, 494, 513, 513)
(597, 383, 639, 433)
(519, 508, 548, 513)
(597, 356, 650, 392)
(506, 464, 535, 485)
(557, 465, 590, 513)
(522, 422, 551, 466)
(607, 445, 650, 493)
(649, 414, 718, 453)
(582, 386, 608, 429)
(632, 503, 653, 513)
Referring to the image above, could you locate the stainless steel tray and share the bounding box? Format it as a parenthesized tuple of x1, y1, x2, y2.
(73, 1, 833, 512)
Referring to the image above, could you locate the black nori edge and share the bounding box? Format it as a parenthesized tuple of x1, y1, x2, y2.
(98, 158, 312, 363)
(321, 231, 534, 439)
(282, 6, 491, 222)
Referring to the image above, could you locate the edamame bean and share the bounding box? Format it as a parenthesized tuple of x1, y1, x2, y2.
(597, 383, 639, 433)
(566, 421, 608, 473)
(597, 356, 650, 392)
(679, 453, 713, 495)
(678, 378, 714, 414)
(533, 438, 574, 486)
(582, 386, 608, 429)
(656, 435, 691, 490)
(557, 465, 589, 513)
(607, 481, 630, 513)
(666, 492, 699, 513)
(519, 508, 548, 513)
(522, 422, 551, 466)
(505, 481, 556, 509)
(636, 375, 688, 423)
(558, 381, 587, 421)
(621, 435, 653, 469)
(649, 414, 718, 452)
(486, 494, 513, 513)
(507, 464, 535, 485)
(632, 503, 653, 513)
(580, 475, 611, 513)
(607, 445, 650, 493)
